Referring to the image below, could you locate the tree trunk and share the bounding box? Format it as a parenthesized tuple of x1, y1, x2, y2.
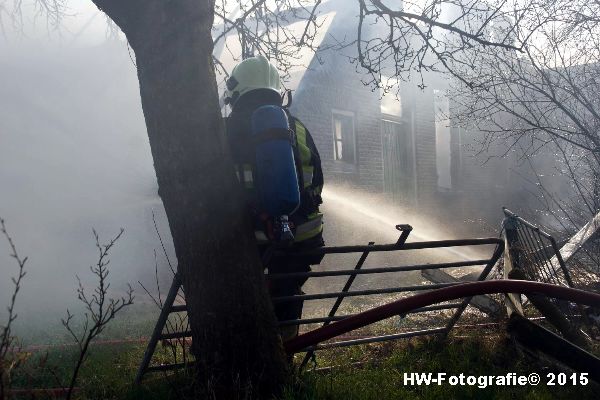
(91, 0, 288, 396)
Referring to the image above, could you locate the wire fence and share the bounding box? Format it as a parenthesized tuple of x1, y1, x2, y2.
(502, 208, 596, 338)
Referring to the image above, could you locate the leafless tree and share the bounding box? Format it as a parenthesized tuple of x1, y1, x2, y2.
(61, 229, 133, 400)
(4, 0, 579, 396)
(138, 212, 191, 379)
(0, 0, 66, 37)
(449, 0, 600, 247)
(0, 218, 27, 400)
(350, 1, 561, 92)
(212, 0, 327, 80)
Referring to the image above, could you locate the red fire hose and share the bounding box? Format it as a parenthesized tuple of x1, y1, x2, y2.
(284, 279, 600, 354)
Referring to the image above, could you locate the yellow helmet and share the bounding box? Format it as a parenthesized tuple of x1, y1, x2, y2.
(225, 55, 281, 107)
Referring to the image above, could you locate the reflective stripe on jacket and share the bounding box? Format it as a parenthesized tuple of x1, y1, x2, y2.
(235, 163, 254, 189)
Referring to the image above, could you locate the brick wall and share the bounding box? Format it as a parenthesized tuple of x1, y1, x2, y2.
(280, 0, 548, 225)
(449, 125, 535, 223)
(415, 86, 438, 206)
(290, 16, 383, 192)
(287, 2, 444, 200)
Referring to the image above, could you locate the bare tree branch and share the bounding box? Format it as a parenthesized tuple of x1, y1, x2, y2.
(0, 218, 27, 399)
(61, 228, 133, 400)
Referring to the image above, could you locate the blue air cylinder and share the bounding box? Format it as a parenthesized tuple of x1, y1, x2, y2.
(250, 105, 300, 218)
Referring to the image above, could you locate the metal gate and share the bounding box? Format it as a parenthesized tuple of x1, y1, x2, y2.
(135, 225, 504, 381)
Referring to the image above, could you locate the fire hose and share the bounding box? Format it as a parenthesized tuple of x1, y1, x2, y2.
(285, 279, 600, 353)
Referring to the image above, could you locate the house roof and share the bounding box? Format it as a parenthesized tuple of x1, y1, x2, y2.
(213, 1, 346, 104)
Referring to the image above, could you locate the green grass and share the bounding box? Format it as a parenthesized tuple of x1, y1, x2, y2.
(7, 333, 600, 399)
(284, 336, 599, 400)
(12, 303, 160, 346)
(11, 341, 188, 399)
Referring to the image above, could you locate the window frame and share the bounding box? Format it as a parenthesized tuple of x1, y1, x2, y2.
(331, 109, 357, 164)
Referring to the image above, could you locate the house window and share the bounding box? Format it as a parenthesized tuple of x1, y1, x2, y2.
(332, 110, 356, 163)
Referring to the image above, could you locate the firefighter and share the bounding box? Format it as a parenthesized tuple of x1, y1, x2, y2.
(224, 55, 325, 340)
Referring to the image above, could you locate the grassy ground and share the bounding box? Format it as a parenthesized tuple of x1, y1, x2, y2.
(12, 303, 160, 347)
(7, 330, 599, 399)
(285, 335, 599, 400)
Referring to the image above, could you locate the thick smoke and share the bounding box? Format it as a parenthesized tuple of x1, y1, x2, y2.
(0, 34, 176, 339)
(0, 4, 500, 344)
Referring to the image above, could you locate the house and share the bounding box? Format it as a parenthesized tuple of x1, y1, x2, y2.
(284, 1, 536, 221)
(214, 0, 545, 224)
(216, 1, 444, 208)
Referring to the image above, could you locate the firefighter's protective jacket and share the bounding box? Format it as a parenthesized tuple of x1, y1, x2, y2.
(226, 108, 324, 246)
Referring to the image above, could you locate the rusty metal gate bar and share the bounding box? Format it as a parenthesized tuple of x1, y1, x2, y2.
(284, 280, 600, 355)
(299, 225, 412, 368)
(135, 274, 183, 384)
(135, 230, 504, 382)
(269, 233, 504, 362)
(298, 239, 375, 369)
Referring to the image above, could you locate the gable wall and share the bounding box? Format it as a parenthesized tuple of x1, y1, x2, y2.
(290, 25, 383, 192)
